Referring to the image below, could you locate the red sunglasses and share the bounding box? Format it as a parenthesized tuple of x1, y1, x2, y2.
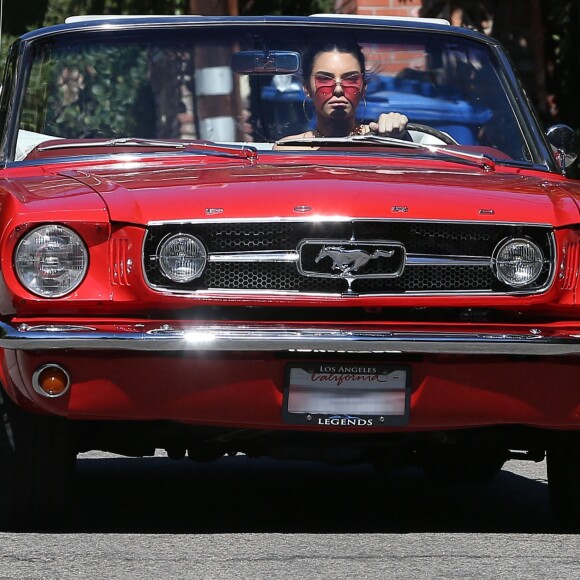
(313, 72, 363, 100)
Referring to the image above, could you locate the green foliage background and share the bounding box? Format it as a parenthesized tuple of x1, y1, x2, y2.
(545, 0, 580, 130)
(0, 1, 189, 76)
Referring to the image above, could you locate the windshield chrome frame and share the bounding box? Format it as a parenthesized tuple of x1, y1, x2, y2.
(0, 17, 559, 172)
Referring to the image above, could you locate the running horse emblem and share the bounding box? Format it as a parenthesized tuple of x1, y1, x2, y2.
(315, 246, 395, 276)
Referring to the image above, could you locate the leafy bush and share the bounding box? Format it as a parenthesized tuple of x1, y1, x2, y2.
(22, 43, 152, 138)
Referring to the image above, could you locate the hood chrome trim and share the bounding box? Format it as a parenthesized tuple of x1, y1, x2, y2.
(147, 217, 554, 227)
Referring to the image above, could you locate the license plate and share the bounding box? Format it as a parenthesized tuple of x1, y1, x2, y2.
(283, 363, 410, 426)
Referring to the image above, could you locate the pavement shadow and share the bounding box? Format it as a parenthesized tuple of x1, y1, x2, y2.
(68, 454, 556, 534)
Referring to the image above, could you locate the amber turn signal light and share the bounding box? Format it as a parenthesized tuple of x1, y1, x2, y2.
(32, 364, 71, 398)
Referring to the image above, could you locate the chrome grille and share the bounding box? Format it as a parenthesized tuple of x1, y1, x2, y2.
(143, 221, 554, 295)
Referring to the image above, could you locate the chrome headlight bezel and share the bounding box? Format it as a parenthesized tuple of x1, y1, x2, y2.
(492, 237, 544, 288)
(157, 233, 207, 283)
(14, 224, 89, 298)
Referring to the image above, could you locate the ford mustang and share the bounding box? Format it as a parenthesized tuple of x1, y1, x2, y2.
(0, 13, 579, 528)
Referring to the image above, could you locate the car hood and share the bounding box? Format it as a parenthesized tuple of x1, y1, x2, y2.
(57, 161, 580, 226)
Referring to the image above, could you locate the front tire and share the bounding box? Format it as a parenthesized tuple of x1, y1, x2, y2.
(547, 434, 580, 529)
(0, 386, 76, 529)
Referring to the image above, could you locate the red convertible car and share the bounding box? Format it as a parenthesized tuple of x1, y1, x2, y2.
(0, 14, 579, 528)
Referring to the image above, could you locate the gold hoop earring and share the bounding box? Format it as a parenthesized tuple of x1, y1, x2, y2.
(303, 98, 314, 124)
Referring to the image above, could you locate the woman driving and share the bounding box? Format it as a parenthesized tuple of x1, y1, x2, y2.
(277, 41, 409, 143)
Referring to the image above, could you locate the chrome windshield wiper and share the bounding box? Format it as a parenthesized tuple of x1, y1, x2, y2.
(420, 143, 497, 171)
(275, 134, 420, 150)
(36, 138, 258, 161)
(37, 137, 187, 151)
(275, 134, 496, 171)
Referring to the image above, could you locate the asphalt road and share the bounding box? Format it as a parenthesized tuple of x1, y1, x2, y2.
(1, 453, 580, 579)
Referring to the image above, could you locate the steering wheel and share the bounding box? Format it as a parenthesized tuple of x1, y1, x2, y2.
(406, 123, 458, 145)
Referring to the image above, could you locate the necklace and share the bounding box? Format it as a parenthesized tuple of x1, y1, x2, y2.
(313, 124, 365, 138)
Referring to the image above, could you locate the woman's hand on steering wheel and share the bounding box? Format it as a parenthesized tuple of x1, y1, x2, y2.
(368, 112, 409, 137)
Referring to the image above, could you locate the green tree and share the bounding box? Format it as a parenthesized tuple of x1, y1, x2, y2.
(0, 0, 187, 83)
(544, 0, 580, 130)
(42, 0, 187, 26)
(4, 0, 47, 33)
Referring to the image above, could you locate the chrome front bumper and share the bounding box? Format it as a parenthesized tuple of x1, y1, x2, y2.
(0, 321, 580, 356)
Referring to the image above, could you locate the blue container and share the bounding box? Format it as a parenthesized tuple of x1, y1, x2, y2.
(362, 89, 492, 145)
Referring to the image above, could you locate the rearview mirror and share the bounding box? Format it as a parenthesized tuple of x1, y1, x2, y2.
(231, 51, 300, 74)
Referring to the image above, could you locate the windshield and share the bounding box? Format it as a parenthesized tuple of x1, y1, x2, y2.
(11, 24, 539, 164)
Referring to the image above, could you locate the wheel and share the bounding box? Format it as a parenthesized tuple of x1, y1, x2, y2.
(547, 434, 580, 529)
(406, 123, 459, 145)
(0, 386, 76, 529)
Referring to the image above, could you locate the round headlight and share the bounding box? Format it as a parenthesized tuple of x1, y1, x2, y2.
(15, 225, 88, 298)
(493, 238, 544, 287)
(158, 234, 206, 283)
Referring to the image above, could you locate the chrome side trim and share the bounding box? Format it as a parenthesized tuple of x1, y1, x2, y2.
(1, 322, 579, 356)
(406, 254, 490, 266)
(209, 251, 299, 263)
(206, 251, 490, 266)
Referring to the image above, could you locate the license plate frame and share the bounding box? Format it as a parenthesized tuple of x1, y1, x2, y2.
(283, 362, 410, 426)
